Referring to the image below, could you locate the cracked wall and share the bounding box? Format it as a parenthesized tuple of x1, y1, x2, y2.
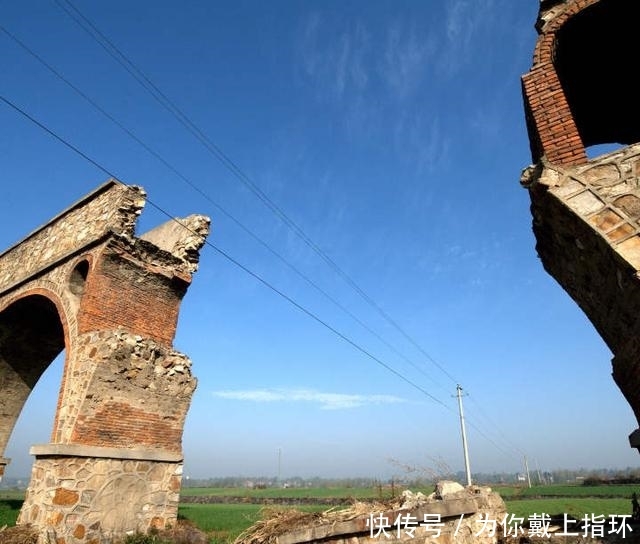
(0, 180, 210, 543)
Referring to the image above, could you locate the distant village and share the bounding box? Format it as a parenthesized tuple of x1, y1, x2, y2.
(5, 468, 637, 491)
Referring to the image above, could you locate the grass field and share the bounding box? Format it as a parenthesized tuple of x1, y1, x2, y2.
(180, 486, 414, 500)
(0, 499, 22, 527)
(505, 498, 631, 518)
(0, 490, 26, 500)
(494, 484, 640, 499)
(178, 504, 329, 543)
(178, 504, 262, 543)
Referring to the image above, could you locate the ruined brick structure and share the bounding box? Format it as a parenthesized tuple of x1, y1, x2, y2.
(521, 0, 640, 450)
(0, 180, 209, 542)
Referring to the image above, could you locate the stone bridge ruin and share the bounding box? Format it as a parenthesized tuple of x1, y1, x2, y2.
(0, 180, 209, 542)
(521, 0, 640, 451)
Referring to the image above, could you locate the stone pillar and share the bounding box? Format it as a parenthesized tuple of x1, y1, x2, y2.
(0, 181, 209, 543)
(18, 445, 183, 543)
(17, 330, 197, 543)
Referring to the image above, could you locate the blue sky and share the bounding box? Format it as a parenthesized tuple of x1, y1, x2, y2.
(2, 0, 639, 481)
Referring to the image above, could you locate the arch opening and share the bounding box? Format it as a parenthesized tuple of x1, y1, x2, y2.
(554, 0, 640, 155)
(0, 295, 65, 469)
(2, 351, 64, 483)
(69, 260, 89, 297)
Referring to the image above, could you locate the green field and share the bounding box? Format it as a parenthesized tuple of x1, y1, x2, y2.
(0, 498, 22, 527)
(505, 498, 631, 518)
(1, 484, 639, 542)
(178, 504, 329, 543)
(0, 490, 26, 500)
(180, 485, 412, 499)
(494, 484, 640, 499)
(178, 504, 262, 543)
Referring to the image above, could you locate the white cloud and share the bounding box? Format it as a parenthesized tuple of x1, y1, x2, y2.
(393, 111, 450, 174)
(299, 14, 369, 101)
(441, 0, 496, 75)
(446, 0, 472, 44)
(295, 12, 455, 173)
(379, 21, 436, 101)
(212, 388, 405, 410)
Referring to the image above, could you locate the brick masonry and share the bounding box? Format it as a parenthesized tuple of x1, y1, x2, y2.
(0, 179, 209, 543)
(522, 1, 640, 452)
(521, 0, 603, 166)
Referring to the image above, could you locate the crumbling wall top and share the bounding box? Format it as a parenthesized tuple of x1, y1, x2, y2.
(0, 180, 145, 295)
(140, 214, 211, 274)
(523, 0, 640, 165)
(536, 0, 573, 33)
(0, 180, 211, 296)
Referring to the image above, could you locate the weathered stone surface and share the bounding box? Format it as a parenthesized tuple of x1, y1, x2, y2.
(53, 489, 80, 507)
(525, 146, 640, 438)
(0, 180, 209, 543)
(140, 214, 210, 273)
(0, 182, 144, 294)
(73, 525, 85, 539)
(19, 454, 184, 543)
(434, 481, 464, 499)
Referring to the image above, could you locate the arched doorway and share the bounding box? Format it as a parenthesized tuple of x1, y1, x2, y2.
(554, 0, 640, 154)
(0, 294, 66, 478)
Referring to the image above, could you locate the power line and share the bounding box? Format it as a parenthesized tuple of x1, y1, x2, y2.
(0, 91, 525, 468)
(0, 22, 445, 392)
(2, 21, 523, 467)
(2, 12, 526, 463)
(0, 92, 453, 412)
(466, 392, 526, 461)
(462, 413, 522, 464)
(53, 0, 459, 387)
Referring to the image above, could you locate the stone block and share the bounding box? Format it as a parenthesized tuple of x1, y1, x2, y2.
(52, 488, 79, 507)
(566, 190, 604, 215)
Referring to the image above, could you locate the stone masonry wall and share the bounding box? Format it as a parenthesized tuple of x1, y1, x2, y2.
(523, 145, 640, 437)
(18, 454, 183, 543)
(61, 330, 196, 451)
(0, 181, 144, 296)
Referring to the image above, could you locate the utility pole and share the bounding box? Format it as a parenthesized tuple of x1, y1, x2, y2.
(523, 455, 532, 488)
(535, 459, 544, 485)
(277, 448, 282, 482)
(455, 385, 472, 486)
